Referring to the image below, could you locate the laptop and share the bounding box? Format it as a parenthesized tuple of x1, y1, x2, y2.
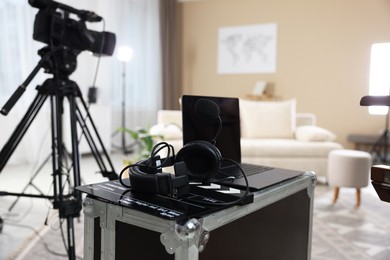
(181, 95, 303, 191)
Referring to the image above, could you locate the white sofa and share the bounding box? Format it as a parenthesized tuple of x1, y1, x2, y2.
(150, 99, 343, 177)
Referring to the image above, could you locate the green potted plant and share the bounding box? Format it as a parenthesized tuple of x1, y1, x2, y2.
(118, 127, 163, 165)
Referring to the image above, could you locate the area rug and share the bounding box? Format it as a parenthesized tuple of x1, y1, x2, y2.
(7, 184, 390, 259)
(312, 184, 390, 260)
(9, 216, 85, 260)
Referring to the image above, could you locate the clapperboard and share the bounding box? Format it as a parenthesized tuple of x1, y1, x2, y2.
(77, 180, 253, 221)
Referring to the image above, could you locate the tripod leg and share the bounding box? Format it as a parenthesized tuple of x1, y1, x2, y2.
(50, 94, 65, 205)
(66, 217, 76, 260)
(383, 130, 389, 164)
(68, 96, 81, 193)
(70, 98, 80, 260)
(370, 130, 389, 164)
(0, 92, 47, 172)
(75, 95, 118, 180)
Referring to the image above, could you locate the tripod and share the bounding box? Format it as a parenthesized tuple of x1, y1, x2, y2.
(0, 46, 117, 260)
(360, 95, 390, 164)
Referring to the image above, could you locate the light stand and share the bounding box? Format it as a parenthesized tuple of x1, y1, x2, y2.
(360, 95, 390, 164)
(111, 46, 134, 154)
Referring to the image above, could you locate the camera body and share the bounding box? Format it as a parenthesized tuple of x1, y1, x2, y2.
(31, 1, 116, 56)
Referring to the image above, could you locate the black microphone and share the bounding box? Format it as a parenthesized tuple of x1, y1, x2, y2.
(78, 10, 103, 22)
(195, 98, 220, 120)
(195, 98, 222, 145)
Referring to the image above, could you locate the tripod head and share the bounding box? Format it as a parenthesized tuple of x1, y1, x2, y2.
(38, 46, 78, 79)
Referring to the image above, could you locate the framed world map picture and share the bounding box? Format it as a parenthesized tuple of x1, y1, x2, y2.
(218, 23, 277, 74)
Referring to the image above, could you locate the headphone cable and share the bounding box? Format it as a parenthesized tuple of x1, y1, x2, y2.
(118, 142, 175, 188)
(186, 158, 250, 207)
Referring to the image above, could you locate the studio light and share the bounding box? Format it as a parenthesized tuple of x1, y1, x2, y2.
(367, 43, 390, 115)
(117, 46, 133, 62)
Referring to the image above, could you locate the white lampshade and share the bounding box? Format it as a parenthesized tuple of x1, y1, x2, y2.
(117, 46, 133, 62)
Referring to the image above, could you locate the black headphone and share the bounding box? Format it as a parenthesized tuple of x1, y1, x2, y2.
(119, 138, 223, 196)
(119, 98, 249, 206)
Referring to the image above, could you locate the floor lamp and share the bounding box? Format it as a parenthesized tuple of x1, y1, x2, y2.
(360, 95, 390, 164)
(112, 46, 133, 154)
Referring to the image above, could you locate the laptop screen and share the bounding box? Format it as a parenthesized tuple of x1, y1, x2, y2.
(181, 95, 242, 163)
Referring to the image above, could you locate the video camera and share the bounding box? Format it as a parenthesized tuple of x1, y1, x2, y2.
(29, 0, 116, 56)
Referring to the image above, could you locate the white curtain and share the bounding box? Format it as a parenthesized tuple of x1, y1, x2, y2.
(0, 0, 162, 165)
(0, 0, 51, 166)
(104, 0, 162, 138)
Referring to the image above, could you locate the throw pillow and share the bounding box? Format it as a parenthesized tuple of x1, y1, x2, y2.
(295, 125, 336, 142)
(239, 99, 296, 138)
(149, 123, 182, 140)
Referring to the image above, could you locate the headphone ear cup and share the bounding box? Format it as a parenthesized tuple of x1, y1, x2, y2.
(176, 140, 222, 181)
(128, 157, 189, 196)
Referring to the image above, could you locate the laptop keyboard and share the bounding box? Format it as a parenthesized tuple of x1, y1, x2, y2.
(215, 163, 274, 179)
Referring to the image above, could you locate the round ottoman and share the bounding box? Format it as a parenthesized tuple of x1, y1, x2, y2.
(327, 149, 372, 207)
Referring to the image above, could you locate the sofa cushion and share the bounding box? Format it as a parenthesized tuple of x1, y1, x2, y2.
(295, 125, 336, 142)
(241, 138, 343, 157)
(239, 99, 296, 139)
(157, 110, 182, 127)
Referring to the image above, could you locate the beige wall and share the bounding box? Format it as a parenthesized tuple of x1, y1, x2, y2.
(177, 0, 390, 148)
